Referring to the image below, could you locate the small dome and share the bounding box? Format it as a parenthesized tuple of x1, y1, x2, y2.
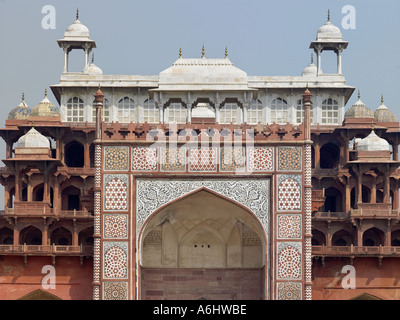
(192, 103, 215, 118)
(357, 130, 390, 152)
(30, 90, 60, 118)
(16, 127, 50, 149)
(86, 62, 103, 75)
(344, 92, 374, 119)
(316, 14, 343, 41)
(302, 56, 318, 76)
(85, 54, 103, 75)
(64, 19, 90, 39)
(8, 94, 31, 120)
(374, 96, 398, 123)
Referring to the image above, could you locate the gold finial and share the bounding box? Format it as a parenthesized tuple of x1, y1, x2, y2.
(76, 8, 79, 20)
(225, 46, 228, 59)
(358, 89, 360, 100)
(44, 88, 48, 98)
(31, 121, 35, 128)
(202, 43, 205, 58)
(22, 91, 25, 102)
(381, 94, 384, 104)
(179, 47, 182, 58)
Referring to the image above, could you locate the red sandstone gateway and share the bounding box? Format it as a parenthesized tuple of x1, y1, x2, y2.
(0, 9, 399, 301)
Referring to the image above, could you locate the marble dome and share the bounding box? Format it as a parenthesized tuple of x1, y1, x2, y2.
(16, 127, 50, 149)
(357, 130, 390, 152)
(316, 19, 343, 42)
(302, 60, 318, 77)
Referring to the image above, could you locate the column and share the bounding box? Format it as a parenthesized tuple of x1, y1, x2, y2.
(356, 167, 362, 207)
(13, 223, 19, 246)
(345, 182, 351, 212)
(43, 221, 48, 246)
(314, 139, 320, 169)
(84, 134, 90, 168)
(63, 46, 69, 73)
(371, 176, 376, 204)
(393, 143, 399, 161)
(384, 173, 390, 204)
(316, 47, 322, 75)
(73, 221, 78, 247)
(386, 221, 392, 247)
(337, 48, 343, 74)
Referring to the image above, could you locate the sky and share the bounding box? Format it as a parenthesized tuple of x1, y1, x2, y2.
(0, 0, 399, 206)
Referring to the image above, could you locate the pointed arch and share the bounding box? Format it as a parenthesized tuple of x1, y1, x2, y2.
(18, 289, 62, 300)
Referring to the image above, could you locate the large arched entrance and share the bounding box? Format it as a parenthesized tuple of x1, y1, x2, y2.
(139, 189, 266, 300)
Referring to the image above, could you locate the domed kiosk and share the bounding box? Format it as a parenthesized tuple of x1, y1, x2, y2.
(57, 9, 96, 73)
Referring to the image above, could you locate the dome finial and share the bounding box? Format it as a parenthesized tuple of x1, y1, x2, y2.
(44, 88, 48, 98)
(22, 91, 25, 102)
(327, 9, 331, 22)
(76, 8, 79, 20)
(202, 43, 205, 58)
(92, 52, 95, 64)
(381, 94, 384, 104)
(179, 47, 182, 58)
(311, 53, 314, 64)
(358, 89, 361, 100)
(225, 46, 228, 58)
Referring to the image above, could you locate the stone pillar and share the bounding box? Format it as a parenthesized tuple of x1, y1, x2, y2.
(393, 143, 399, 161)
(43, 221, 48, 246)
(384, 173, 390, 204)
(13, 223, 19, 246)
(63, 46, 69, 73)
(337, 48, 343, 74)
(316, 47, 322, 75)
(386, 222, 392, 247)
(371, 176, 376, 204)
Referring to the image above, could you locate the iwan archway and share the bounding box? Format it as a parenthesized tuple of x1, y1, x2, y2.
(136, 179, 270, 300)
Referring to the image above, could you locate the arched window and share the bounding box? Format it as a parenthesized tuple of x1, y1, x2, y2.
(332, 229, 353, 246)
(19, 226, 42, 245)
(92, 98, 110, 122)
(321, 98, 339, 124)
(65, 141, 84, 167)
(270, 98, 288, 124)
(66, 97, 84, 122)
(51, 227, 72, 245)
(61, 186, 81, 211)
(117, 97, 136, 123)
(296, 99, 314, 124)
(363, 227, 384, 246)
(0, 227, 13, 245)
(143, 99, 158, 123)
(319, 143, 340, 169)
(312, 229, 326, 246)
(166, 102, 187, 124)
(220, 102, 240, 124)
(248, 99, 263, 124)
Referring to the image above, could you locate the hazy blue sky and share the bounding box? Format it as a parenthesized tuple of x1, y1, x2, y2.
(0, 0, 399, 205)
